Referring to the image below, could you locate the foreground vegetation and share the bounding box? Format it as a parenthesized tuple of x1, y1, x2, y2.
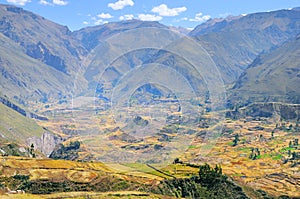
(1, 156, 296, 198)
(0, 158, 248, 198)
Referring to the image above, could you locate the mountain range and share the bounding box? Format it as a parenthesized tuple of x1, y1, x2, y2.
(0, 4, 299, 108)
(0, 4, 300, 198)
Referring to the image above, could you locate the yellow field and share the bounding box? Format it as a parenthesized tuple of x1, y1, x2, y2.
(183, 118, 300, 197)
(0, 191, 177, 199)
(2, 100, 299, 198)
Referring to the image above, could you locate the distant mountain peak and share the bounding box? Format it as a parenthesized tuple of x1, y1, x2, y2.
(292, 7, 300, 11)
(73, 19, 169, 51)
(189, 8, 300, 36)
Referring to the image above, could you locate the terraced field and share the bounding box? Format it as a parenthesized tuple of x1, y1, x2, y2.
(1, 98, 299, 198)
(183, 118, 300, 198)
(0, 156, 200, 198)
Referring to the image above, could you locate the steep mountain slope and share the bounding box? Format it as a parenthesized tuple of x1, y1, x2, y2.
(0, 32, 75, 104)
(0, 95, 64, 156)
(0, 4, 87, 104)
(229, 34, 300, 105)
(1, 4, 300, 105)
(0, 102, 44, 143)
(79, 8, 300, 86)
(74, 20, 184, 97)
(73, 20, 168, 51)
(191, 9, 300, 83)
(0, 4, 86, 73)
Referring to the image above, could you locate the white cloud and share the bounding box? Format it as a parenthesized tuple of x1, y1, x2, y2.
(151, 4, 187, 17)
(138, 14, 162, 21)
(189, 13, 211, 22)
(94, 19, 104, 25)
(52, 0, 68, 6)
(92, 16, 109, 26)
(38, 0, 51, 5)
(39, 0, 67, 6)
(108, 0, 134, 10)
(97, 13, 113, 19)
(83, 21, 89, 25)
(119, 14, 134, 20)
(6, 0, 31, 6)
(90, 13, 113, 25)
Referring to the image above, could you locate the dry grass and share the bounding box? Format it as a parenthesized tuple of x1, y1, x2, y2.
(184, 118, 300, 198)
(0, 191, 177, 199)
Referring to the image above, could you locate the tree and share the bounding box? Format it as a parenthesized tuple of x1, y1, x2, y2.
(232, 134, 239, 146)
(249, 148, 260, 160)
(173, 158, 182, 164)
(30, 143, 36, 158)
(295, 122, 299, 132)
(291, 152, 297, 160)
(294, 139, 299, 146)
(198, 163, 224, 187)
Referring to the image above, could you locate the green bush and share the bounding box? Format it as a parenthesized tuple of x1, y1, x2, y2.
(153, 163, 249, 199)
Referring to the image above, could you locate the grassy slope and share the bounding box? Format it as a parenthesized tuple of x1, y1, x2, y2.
(0, 157, 252, 198)
(0, 157, 186, 198)
(0, 156, 196, 181)
(0, 191, 177, 199)
(230, 34, 300, 105)
(0, 103, 44, 143)
(192, 9, 300, 84)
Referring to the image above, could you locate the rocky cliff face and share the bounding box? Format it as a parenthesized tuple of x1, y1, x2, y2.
(26, 132, 64, 157)
(227, 102, 300, 120)
(0, 96, 26, 116)
(0, 96, 48, 120)
(25, 41, 67, 73)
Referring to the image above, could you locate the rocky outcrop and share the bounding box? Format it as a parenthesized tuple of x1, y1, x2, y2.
(226, 102, 300, 120)
(27, 112, 48, 121)
(26, 132, 64, 157)
(0, 96, 26, 116)
(0, 96, 48, 121)
(25, 42, 67, 73)
(49, 141, 80, 160)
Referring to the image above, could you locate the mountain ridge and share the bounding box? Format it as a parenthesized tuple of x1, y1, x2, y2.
(191, 8, 300, 83)
(229, 33, 300, 106)
(0, 3, 300, 105)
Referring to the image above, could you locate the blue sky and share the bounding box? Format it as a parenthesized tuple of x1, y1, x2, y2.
(1, 0, 299, 31)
